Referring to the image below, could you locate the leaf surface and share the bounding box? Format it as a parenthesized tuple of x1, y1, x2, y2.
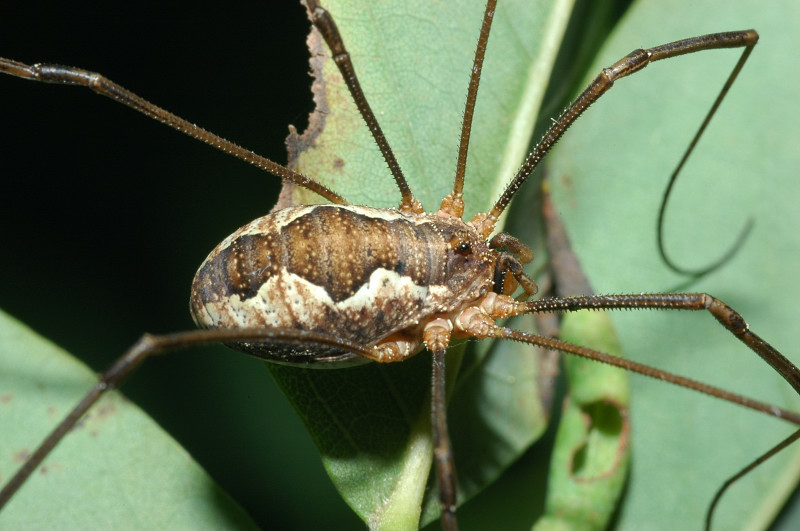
(0, 310, 256, 529)
(548, 0, 800, 528)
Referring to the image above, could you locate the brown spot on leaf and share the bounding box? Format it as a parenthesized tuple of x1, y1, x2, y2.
(13, 449, 31, 463)
(571, 399, 629, 483)
(278, 22, 334, 211)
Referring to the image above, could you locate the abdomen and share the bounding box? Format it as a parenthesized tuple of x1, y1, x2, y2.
(190, 204, 463, 364)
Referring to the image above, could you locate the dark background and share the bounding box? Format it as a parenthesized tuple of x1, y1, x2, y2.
(0, 3, 362, 528)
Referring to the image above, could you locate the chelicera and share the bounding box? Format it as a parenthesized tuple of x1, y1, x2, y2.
(0, 0, 799, 529)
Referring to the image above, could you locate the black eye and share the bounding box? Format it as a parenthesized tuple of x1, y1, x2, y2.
(456, 242, 471, 254)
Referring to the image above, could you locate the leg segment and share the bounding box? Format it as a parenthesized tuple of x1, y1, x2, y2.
(523, 293, 800, 396)
(0, 58, 346, 205)
(0, 327, 372, 510)
(472, 30, 759, 238)
(452, 291, 800, 425)
(431, 347, 458, 531)
(304, 0, 420, 213)
(423, 317, 459, 530)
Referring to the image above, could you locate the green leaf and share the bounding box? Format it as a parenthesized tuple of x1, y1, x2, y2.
(0, 309, 256, 529)
(548, 0, 800, 528)
(535, 311, 631, 531)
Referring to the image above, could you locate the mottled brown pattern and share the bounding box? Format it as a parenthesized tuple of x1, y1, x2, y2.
(283, 207, 436, 302)
(190, 205, 495, 362)
(194, 206, 489, 305)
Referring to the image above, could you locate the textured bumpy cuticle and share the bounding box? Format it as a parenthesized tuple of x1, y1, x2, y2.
(190, 204, 520, 365)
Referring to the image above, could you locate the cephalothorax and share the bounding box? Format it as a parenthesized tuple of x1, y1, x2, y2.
(1, 0, 799, 529)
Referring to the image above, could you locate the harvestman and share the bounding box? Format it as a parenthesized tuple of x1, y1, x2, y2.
(0, 0, 799, 529)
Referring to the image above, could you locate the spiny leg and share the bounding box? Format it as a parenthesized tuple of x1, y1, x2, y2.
(471, 30, 759, 238)
(454, 286, 800, 528)
(431, 347, 458, 531)
(540, 185, 799, 530)
(0, 328, 373, 510)
(455, 294, 800, 425)
(437, 283, 800, 527)
(422, 319, 459, 531)
(440, 0, 498, 219)
(495, 320, 800, 424)
(488, 311, 800, 530)
(536, 187, 798, 418)
(304, 0, 421, 213)
(522, 293, 800, 397)
(0, 59, 346, 205)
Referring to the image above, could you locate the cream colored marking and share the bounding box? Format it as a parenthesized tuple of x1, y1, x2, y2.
(422, 317, 454, 353)
(454, 305, 494, 339)
(196, 267, 459, 335)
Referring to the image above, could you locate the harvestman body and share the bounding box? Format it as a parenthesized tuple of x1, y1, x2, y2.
(1, 0, 800, 529)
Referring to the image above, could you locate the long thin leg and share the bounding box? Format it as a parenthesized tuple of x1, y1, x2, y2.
(0, 59, 347, 205)
(540, 185, 798, 529)
(460, 287, 800, 418)
(440, 0, 497, 218)
(489, 323, 800, 425)
(305, 0, 421, 213)
(422, 319, 460, 530)
(656, 32, 758, 277)
(0, 327, 372, 510)
(522, 293, 800, 397)
(472, 30, 759, 237)
(705, 428, 800, 531)
(431, 348, 458, 531)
